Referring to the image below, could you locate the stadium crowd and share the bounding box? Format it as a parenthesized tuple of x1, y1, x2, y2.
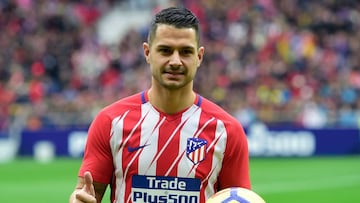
(1, 0, 360, 132)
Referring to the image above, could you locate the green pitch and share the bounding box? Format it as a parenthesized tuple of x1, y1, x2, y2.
(250, 156, 360, 203)
(0, 156, 359, 203)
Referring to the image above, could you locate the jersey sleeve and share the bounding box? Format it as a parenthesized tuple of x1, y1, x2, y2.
(78, 110, 114, 184)
(217, 120, 251, 190)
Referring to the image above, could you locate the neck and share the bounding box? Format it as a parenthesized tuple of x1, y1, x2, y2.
(148, 87, 196, 114)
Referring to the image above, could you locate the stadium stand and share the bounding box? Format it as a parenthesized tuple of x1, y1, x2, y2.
(1, 0, 360, 132)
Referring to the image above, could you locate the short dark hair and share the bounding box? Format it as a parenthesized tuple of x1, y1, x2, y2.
(147, 7, 200, 47)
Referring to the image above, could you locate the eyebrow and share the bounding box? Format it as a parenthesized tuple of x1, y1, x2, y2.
(156, 44, 196, 50)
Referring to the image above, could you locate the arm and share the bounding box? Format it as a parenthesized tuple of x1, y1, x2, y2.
(69, 171, 108, 203)
(70, 111, 113, 203)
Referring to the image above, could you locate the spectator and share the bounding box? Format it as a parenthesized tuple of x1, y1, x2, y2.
(1, 0, 360, 131)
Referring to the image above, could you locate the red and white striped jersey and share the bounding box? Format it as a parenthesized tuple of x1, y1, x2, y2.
(79, 91, 250, 203)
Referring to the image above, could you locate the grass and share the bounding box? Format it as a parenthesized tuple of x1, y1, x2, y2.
(0, 156, 359, 202)
(0, 158, 82, 203)
(250, 156, 360, 203)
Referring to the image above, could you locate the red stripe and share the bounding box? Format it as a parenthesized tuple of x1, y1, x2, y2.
(156, 114, 182, 176)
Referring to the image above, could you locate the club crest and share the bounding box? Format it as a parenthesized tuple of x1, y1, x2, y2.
(186, 138, 207, 164)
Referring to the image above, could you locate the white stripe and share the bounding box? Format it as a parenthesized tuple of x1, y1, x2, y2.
(123, 104, 154, 178)
(194, 147, 200, 163)
(139, 103, 164, 175)
(176, 105, 202, 177)
(204, 120, 227, 200)
(199, 145, 205, 161)
(110, 112, 128, 202)
(109, 103, 155, 203)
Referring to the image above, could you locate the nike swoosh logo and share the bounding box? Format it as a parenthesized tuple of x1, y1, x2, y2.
(127, 144, 149, 152)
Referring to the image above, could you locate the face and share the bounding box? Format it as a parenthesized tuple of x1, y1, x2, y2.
(143, 24, 204, 91)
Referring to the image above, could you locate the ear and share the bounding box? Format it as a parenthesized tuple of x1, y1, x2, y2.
(143, 42, 150, 63)
(197, 46, 205, 67)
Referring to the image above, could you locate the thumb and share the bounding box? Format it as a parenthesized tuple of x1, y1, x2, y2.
(83, 171, 95, 197)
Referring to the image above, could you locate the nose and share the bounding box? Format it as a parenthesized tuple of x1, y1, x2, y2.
(169, 51, 182, 67)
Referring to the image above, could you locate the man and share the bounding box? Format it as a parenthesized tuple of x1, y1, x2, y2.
(69, 7, 251, 203)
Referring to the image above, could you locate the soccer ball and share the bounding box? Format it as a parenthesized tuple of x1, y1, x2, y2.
(206, 187, 266, 203)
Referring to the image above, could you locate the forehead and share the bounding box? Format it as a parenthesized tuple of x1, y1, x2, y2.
(152, 24, 198, 48)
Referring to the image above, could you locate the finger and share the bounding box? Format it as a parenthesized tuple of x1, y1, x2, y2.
(75, 191, 97, 203)
(83, 171, 95, 197)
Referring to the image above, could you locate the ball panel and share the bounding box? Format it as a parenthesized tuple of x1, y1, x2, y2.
(206, 187, 266, 203)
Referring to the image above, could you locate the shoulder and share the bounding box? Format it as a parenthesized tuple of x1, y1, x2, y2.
(101, 92, 144, 114)
(199, 96, 241, 127)
(199, 96, 248, 162)
(87, 91, 145, 136)
(92, 91, 145, 124)
(198, 96, 247, 141)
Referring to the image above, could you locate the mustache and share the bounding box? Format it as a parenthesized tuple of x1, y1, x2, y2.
(163, 66, 185, 73)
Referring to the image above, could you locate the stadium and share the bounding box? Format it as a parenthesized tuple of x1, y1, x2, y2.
(0, 0, 360, 202)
